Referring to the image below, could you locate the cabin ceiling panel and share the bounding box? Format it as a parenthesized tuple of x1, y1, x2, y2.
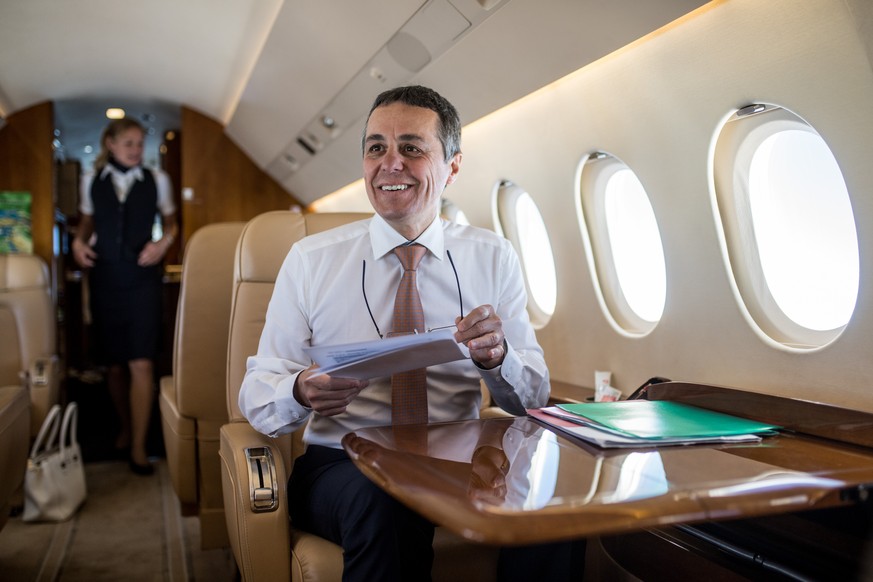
(0, 0, 280, 121)
(284, 0, 710, 203)
(0, 0, 709, 203)
(416, 0, 712, 129)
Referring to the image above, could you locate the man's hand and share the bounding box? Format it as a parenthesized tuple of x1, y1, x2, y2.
(294, 365, 369, 416)
(454, 304, 506, 369)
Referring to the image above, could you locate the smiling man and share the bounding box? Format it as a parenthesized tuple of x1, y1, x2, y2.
(363, 93, 461, 240)
(239, 86, 579, 581)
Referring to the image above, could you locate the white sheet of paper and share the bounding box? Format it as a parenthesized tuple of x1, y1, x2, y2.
(304, 328, 469, 380)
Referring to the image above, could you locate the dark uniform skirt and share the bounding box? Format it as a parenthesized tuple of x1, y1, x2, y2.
(89, 259, 162, 365)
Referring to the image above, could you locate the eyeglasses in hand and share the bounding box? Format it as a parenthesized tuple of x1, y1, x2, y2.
(362, 249, 464, 339)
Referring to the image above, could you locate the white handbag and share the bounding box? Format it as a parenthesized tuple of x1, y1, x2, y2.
(23, 402, 87, 522)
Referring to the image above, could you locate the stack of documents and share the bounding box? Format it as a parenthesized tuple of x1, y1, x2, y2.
(529, 400, 780, 448)
(304, 328, 468, 380)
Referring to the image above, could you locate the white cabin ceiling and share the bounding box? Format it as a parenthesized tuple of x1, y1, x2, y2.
(0, 0, 708, 205)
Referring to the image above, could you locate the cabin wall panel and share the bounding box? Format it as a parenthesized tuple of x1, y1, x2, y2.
(180, 106, 302, 246)
(842, 0, 873, 73)
(455, 0, 873, 410)
(0, 101, 54, 265)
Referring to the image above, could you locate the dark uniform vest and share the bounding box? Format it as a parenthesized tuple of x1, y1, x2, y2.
(91, 167, 157, 264)
(86, 166, 163, 364)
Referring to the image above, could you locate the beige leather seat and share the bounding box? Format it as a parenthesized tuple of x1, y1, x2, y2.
(0, 254, 51, 530)
(0, 380, 29, 532)
(0, 254, 57, 437)
(159, 221, 245, 549)
(219, 210, 499, 582)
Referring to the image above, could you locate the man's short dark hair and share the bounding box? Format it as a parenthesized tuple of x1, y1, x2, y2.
(363, 85, 461, 162)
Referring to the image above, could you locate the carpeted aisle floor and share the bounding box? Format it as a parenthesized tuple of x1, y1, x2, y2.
(0, 460, 237, 581)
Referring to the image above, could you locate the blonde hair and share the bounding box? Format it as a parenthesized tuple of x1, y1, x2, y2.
(94, 117, 145, 172)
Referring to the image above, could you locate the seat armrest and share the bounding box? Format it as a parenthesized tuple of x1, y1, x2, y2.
(159, 376, 198, 505)
(220, 422, 292, 582)
(27, 355, 59, 437)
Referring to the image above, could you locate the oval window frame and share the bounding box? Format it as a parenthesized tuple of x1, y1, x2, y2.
(576, 152, 666, 336)
(492, 180, 557, 328)
(710, 104, 859, 350)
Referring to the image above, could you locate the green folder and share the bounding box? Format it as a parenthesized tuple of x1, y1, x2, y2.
(555, 400, 780, 440)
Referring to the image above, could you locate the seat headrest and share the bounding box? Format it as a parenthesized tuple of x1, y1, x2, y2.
(235, 212, 307, 284)
(234, 211, 372, 283)
(174, 221, 246, 420)
(226, 211, 371, 421)
(0, 254, 49, 291)
(304, 212, 373, 236)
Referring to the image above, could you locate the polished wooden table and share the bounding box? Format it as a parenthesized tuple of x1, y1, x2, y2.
(342, 382, 873, 546)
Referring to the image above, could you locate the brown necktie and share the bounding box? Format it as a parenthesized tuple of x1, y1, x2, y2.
(391, 244, 428, 425)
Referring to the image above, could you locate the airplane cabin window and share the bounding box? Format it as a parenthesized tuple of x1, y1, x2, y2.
(577, 153, 666, 336)
(494, 181, 557, 327)
(711, 104, 859, 350)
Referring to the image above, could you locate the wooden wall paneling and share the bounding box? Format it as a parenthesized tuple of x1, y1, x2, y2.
(0, 101, 55, 266)
(180, 106, 301, 248)
(160, 129, 183, 265)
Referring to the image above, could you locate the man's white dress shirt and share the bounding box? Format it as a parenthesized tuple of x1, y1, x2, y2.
(239, 213, 549, 449)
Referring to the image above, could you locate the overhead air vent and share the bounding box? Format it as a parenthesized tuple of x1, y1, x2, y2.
(296, 134, 319, 155)
(267, 140, 312, 181)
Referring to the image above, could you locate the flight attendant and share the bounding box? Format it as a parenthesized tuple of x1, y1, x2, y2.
(72, 117, 178, 475)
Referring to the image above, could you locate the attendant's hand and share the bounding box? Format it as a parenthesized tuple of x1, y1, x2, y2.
(137, 238, 171, 266)
(454, 304, 506, 369)
(72, 238, 97, 268)
(294, 365, 369, 416)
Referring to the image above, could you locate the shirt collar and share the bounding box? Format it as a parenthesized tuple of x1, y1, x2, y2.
(369, 213, 445, 261)
(99, 164, 144, 182)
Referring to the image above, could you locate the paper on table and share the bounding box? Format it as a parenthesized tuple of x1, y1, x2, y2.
(304, 327, 469, 380)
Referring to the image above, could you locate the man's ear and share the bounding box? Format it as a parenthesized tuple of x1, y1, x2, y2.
(445, 153, 462, 187)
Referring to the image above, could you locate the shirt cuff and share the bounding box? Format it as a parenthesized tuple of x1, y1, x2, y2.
(267, 372, 311, 437)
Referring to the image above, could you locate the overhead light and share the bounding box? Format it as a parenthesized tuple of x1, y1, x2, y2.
(106, 108, 125, 119)
(369, 66, 387, 83)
